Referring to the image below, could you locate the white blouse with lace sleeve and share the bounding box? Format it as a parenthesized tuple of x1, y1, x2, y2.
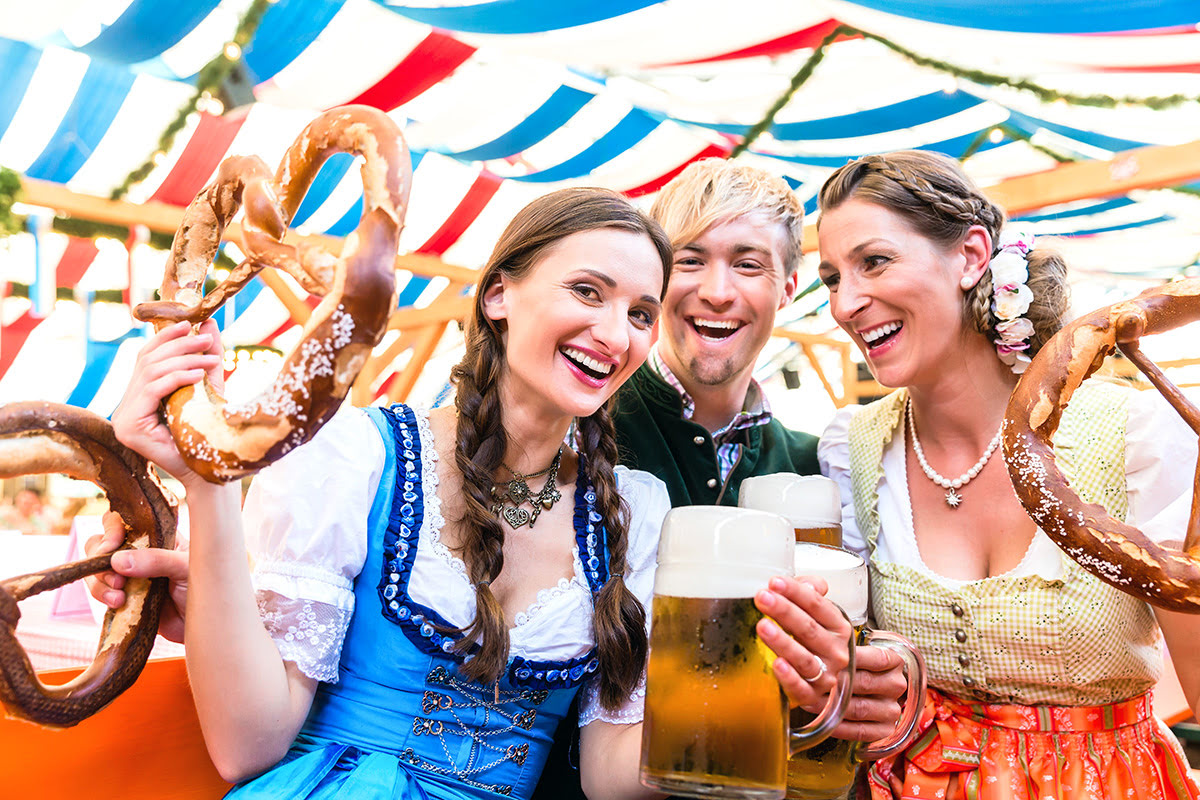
(244, 408, 673, 699)
(242, 409, 384, 683)
(578, 467, 672, 728)
(817, 389, 1198, 585)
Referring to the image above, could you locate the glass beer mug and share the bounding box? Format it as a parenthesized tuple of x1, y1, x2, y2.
(786, 543, 927, 800)
(640, 506, 856, 800)
(739, 474, 842, 548)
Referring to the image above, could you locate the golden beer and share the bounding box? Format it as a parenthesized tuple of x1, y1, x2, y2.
(793, 526, 841, 547)
(642, 595, 787, 797)
(786, 545, 926, 800)
(640, 507, 856, 800)
(740, 474, 842, 549)
(785, 625, 868, 799)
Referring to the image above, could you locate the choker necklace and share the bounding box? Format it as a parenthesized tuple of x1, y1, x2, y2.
(491, 447, 564, 529)
(906, 399, 1002, 509)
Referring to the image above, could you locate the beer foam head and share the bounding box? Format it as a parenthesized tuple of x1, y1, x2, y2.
(794, 543, 868, 625)
(655, 506, 792, 598)
(738, 473, 840, 528)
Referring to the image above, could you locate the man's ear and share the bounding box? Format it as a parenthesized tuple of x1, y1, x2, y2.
(481, 274, 508, 323)
(778, 268, 802, 311)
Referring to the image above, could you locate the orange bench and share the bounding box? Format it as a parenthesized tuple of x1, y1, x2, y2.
(3, 652, 1193, 793)
(0, 657, 230, 798)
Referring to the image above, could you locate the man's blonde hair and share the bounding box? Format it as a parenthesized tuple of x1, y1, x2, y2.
(649, 159, 805, 276)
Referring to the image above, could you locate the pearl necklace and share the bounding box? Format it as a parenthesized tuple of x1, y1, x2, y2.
(906, 399, 1003, 508)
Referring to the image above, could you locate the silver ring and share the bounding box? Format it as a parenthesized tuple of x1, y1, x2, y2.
(800, 658, 827, 683)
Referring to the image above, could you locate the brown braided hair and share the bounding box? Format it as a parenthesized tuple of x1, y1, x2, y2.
(449, 187, 672, 708)
(817, 151, 1068, 357)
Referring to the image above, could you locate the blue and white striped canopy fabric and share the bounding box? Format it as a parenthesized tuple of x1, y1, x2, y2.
(1, 0, 1199, 408)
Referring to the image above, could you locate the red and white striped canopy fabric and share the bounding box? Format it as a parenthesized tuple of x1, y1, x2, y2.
(2, 0, 1199, 411)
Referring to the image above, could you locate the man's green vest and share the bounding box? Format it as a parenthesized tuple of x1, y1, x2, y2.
(612, 364, 820, 507)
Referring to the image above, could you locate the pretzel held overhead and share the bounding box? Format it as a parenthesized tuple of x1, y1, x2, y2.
(1003, 278, 1200, 613)
(134, 105, 412, 483)
(0, 402, 177, 727)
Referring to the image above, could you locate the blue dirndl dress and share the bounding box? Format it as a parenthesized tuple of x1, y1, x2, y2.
(227, 404, 616, 800)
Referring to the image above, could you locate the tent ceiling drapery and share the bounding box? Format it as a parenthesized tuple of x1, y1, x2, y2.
(2, 0, 1200, 416)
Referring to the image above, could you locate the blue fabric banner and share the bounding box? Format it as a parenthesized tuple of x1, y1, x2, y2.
(511, 109, 659, 183)
(378, 0, 665, 34)
(244, 0, 348, 84)
(25, 60, 136, 183)
(445, 85, 594, 162)
(0, 40, 41, 140)
(66, 328, 143, 409)
(80, 0, 222, 64)
(1013, 197, 1136, 223)
(839, 1, 1200, 34)
(320, 150, 424, 237)
(681, 91, 984, 141)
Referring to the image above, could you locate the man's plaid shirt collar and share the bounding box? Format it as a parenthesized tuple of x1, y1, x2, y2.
(646, 347, 773, 441)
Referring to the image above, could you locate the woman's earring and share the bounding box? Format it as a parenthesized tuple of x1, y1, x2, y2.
(960, 276, 975, 290)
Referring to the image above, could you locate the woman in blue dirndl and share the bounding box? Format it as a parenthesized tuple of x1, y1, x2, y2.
(103, 188, 855, 800)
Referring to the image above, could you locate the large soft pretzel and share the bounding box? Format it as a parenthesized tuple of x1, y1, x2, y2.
(0, 402, 177, 727)
(134, 105, 412, 483)
(1003, 278, 1200, 613)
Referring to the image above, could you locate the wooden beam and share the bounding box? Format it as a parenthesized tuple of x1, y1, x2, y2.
(1101, 355, 1200, 386)
(388, 322, 449, 403)
(351, 330, 418, 406)
(21, 177, 189, 234)
(257, 269, 311, 325)
(388, 292, 473, 331)
(772, 327, 851, 406)
(799, 138, 1200, 253)
(843, 345, 859, 407)
(18, 176, 477, 283)
(987, 140, 1200, 216)
(798, 340, 840, 408)
(771, 328, 847, 349)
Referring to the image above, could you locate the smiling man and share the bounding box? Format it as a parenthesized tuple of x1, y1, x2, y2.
(534, 162, 893, 800)
(612, 158, 818, 506)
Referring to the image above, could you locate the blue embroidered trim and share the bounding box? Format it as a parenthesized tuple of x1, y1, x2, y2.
(573, 456, 610, 596)
(376, 404, 606, 689)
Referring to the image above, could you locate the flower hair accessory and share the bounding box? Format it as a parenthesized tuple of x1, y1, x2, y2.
(989, 228, 1035, 374)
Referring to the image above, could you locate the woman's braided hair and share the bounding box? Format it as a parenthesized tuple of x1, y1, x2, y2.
(817, 151, 1068, 357)
(449, 187, 672, 708)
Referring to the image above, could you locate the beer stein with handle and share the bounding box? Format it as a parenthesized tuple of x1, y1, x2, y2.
(640, 506, 857, 800)
(739, 474, 842, 548)
(786, 543, 927, 800)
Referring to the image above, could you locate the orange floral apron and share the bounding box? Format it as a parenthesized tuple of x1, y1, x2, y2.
(867, 688, 1198, 799)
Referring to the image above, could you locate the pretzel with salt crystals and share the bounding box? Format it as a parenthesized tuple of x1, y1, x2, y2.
(1003, 277, 1200, 613)
(133, 105, 411, 483)
(0, 402, 177, 727)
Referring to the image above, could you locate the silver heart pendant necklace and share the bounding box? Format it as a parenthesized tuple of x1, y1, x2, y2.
(490, 447, 564, 529)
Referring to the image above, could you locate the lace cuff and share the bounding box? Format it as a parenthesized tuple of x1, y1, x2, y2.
(578, 671, 647, 727)
(256, 589, 354, 683)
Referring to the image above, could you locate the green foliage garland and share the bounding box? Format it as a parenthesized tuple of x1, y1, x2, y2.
(732, 24, 1200, 158)
(0, 167, 22, 237)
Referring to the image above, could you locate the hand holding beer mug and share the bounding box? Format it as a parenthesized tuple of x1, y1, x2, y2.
(786, 544, 926, 800)
(640, 507, 856, 800)
(739, 474, 841, 547)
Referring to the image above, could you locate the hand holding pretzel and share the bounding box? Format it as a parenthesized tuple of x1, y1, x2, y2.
(1003, 278, 1200, 613)
(85, 510, 188, 644)
(133, 105, 412, 483)
(0, 403, 177, 727)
